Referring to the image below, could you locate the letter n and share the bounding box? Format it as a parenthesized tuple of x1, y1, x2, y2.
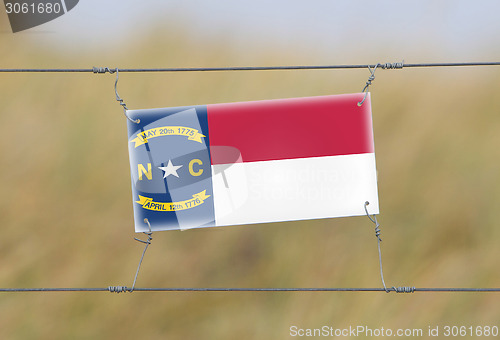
(138, 163, 152, 180)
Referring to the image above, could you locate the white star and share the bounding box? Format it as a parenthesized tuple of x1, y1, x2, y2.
(158, 160, 183, 179)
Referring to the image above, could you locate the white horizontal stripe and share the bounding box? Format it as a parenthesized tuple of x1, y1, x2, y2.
(211, 153, 379, 227)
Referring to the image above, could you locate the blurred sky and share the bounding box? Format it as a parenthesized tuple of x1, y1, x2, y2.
(2, 0, 500, 62)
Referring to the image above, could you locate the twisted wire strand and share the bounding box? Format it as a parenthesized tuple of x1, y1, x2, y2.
(358, 63, 383, 106)
(392, 286, 416, 293)
(108, 286, 128, 294)
(107, 219, 154, 294)
(112, 68, 140, 124)
(92, 67, 115, 74)
(364, 201, 388, 292)
(1, 287, 499, 293)
(2, 61, 499, 73)
(93, 67, 139, 124)
(380, 61, 404, 69)
(364, 201, 415, 294)
(130, 219, 154, 292)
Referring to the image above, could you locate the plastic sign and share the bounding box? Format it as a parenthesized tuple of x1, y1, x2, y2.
(126, 93, 379, 232)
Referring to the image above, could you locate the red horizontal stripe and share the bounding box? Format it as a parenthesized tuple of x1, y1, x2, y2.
(207, 93, 374, 165)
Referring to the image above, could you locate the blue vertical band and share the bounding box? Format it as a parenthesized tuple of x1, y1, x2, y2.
(126, 105, 215, 232)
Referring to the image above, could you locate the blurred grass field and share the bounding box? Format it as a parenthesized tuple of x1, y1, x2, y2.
(1, 17, 500, 340)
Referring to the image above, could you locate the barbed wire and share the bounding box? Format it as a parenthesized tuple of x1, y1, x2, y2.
(0, 61, 499, 73)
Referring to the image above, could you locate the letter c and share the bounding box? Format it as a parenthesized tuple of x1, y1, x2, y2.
(189, 159, 203, 177)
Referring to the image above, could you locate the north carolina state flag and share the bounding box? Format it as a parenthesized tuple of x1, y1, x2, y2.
(126, 93, 379, 232)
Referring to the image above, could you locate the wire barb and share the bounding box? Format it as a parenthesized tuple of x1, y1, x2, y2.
(380, 61, 404, 69)
(108, 286, 129, 293)
(92, 67, 115, 74)
(391, 286, 415, 293)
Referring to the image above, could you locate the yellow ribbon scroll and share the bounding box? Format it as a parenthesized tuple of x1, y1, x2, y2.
(135, 190, 211, 212)
(131, 126, 205, 148)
